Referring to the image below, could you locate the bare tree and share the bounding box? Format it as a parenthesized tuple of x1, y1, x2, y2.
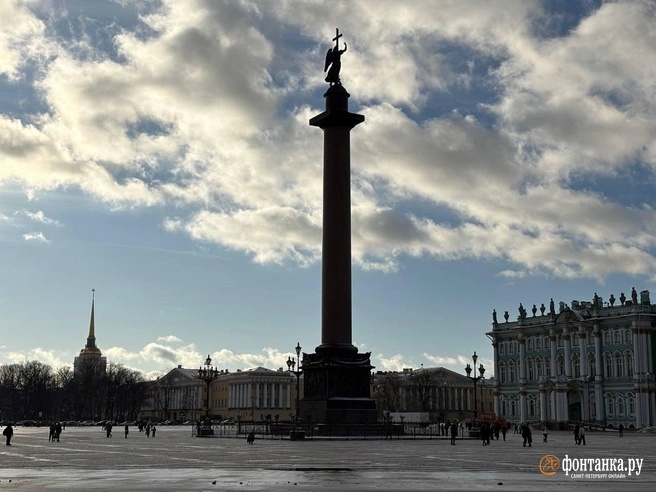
(373, 372, 404, 413)
(409, 368, 436, 412)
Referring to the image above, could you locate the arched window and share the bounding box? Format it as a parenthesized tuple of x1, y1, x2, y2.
(605, 394, 614, 416)
(604, 354, 613, 378)
(509, 362, 516, 383)
(614, 331, 621, 345)
(544, 356, 551, 377)
(617, 396, 625, 416)
(501, 398, 507, 417)
(500, 343, 505, 355)
(627, 393, 635, 415)
(509, 342, 514, 355)
(544, 337, 550, 350)
(589, 355, 596, 378)
(604, 331, 611, 345)
(572, 354, 581, 378)
(536, 337, 542, 351)
(527, 338, 533, 352)
(499, 362, 506, 383)
(625, 351, 633, 377)
(510, 398, 517, 417)
(557, 356, 565, 376)
(527, 358, 535, 381)
(615, 353, 623, 378)
(536, 357, 543, 378)
(528, 397, 536, 417)
(625, 329, 633, 344)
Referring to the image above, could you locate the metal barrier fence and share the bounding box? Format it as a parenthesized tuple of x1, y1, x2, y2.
(191, 422, 471, 440)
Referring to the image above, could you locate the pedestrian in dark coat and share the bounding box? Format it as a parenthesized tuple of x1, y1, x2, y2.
(125, 424, 129, 438)
(618, 423, 624, 437)
(450, 422, 458, 445)
(49, 424, 55, 442)
(3, 424, 13, 445)
(151, 425, 156, 437)
(55, 422, 62, 442)
(247, 431, 255, 444)
(573, 423, 580, 445)
(521, 424, 532, 447)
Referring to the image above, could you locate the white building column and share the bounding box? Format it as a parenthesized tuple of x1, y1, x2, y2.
(286, 382, 292, 408)
(579, 325, 588, 378)
(594, 324, 603, 380)
(263, 383, 268, 408)
(271, 383, 276, 407)
(563, 332, 572, 377)
(247, 384, 252, 409)
(550, 330, 558, 376)
(256, 383, 260, 408)
(518, 335, 526, 383)
(539, 385, 547, 421)
(278, 383, 283, 409)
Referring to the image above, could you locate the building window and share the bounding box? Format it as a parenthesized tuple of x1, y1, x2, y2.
(527, 338, 533, 352)
(509, 362, 516, 383)
(615, 355, 623, 378)
(557, 357, 565, 376)
(500, 343, 505, 355)
(627, 394, 635, 415)
(617, 397, 625, 417)
(589, 355, 596, 378)
(509, 342, 514, 355)
(502, 399, 507, 416)
(499, 362, 506, 383)
(528, 397, 535, 417)
(544, 337, 550, 349)
(625, 329, 632, 344)
(626, 352, 633, 377)
(558, 335, 564, 348)
(604, 331, 611, 345)
(545, 357, 551, 377)
(605, 355, 613, 378)
(510, 398, 516, 417)
(527, 359, 534, 381)
(614, 331, 621, 345)
(536, 337, 542, 351)
(605, 395, 614, 416)
(536, 357, 543, 378)
(573, 355, 581, 378)
(572, 334, 579, 347)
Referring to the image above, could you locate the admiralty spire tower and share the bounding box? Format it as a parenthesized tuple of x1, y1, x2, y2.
(73, 289, 107, 378)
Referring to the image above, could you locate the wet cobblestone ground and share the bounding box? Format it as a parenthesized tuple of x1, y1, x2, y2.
(0, 426, 654, 491)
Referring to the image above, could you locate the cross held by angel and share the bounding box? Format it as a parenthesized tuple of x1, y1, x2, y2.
(324, 28, 347, 86)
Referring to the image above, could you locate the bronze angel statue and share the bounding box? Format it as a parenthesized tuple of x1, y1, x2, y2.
(324, 28, 347, 86)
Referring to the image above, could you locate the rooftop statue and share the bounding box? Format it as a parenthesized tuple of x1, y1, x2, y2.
(324, 28, 348, 86)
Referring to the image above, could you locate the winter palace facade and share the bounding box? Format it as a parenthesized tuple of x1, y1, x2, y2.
(487, 288, 656, 428)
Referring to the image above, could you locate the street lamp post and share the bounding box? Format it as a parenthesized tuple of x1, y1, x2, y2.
(198, 355, 219, 420)
(465, 351, 486, 421)
(286, 342, 304, 439)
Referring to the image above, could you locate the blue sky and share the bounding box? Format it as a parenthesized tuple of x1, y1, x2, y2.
(1, 0, 655, 379)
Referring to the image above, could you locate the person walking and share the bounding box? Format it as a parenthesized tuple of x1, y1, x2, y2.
(618, 423, 624, 437)
(48, 424, 55, 442)
(151, 425, 156, 438)
(3, 424, 13, 445)
(501, 423, 507, 441)
(55, 422, 62, 442)
(542, 425, 549, 443)
(145, 424, 150, 438)
(578, 424, 586, 445)
(573, 423, 580, 445)
(450, 422, 458, 445)
(521, 423, 532, 447)
(125, 424, 129, 439)
(106, 422, 113, 438)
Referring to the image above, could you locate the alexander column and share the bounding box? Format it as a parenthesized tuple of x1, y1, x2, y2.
(302, 29, 376, 425)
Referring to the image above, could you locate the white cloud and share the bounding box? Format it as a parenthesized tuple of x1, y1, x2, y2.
(1, 1, 655, 281)
(17, 210, 62, 226)
(157, 335, 182, 343)
(4, 348, 70, 369)
(23, 231, 50, 243)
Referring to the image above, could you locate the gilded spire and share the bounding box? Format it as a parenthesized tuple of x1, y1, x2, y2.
(85, 288, 97, 350)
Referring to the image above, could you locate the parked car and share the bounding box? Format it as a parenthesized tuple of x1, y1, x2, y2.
(65, 421, 79, 426)
(0, 420, 14, 426)
(22, 420, 37, 427)
(80, 420, 96, 426)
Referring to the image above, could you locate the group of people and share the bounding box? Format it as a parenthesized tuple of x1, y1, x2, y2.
(48, 422, 63, 442)
(138, 421, 156, 437)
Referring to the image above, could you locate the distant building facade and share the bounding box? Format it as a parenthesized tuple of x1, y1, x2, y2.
(488, 288, 656, 428)
(73, 290, 107, 378)
(372, 367, 493, 422)
(141, 365, 303, 422)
